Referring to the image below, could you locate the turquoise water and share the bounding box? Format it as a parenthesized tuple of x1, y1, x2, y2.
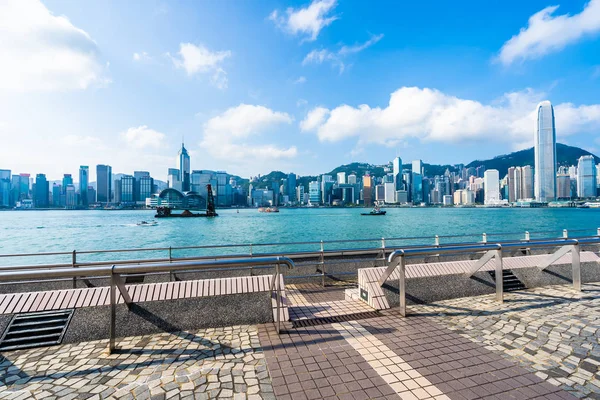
(0, 208, 599, 265)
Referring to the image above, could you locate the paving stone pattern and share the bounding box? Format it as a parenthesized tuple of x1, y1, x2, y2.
(287, 284, 374, 321)
(0, 326, 273, 400)
(411, 283, 600, 399)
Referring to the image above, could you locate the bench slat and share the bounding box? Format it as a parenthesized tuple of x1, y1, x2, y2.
(5, 293, 24, 314)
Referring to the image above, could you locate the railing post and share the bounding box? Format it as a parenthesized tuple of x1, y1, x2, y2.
(525, 231, 530, 242)
(563, 229, 568, 239)
(250, 244, 254, 276)
(482, 233, 487, 244)
(72, 250, 77, 289)
(109, 265, 117, 354)
(320, 240, 325, 287)
(495, 247, 503, 303)
(597, 227, 600, 237)
(275, 261, 281, 334)
(168, 246, 173, 282)
(572, 242, 581, 292)
(434, 235, 440, 247)
(380, 237, 386, 267)
(398, 254, 406, 317)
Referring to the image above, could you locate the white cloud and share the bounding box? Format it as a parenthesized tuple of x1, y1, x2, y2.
(121, 125, 166, 149)
(169, 43, 231, 88)
(0, 0, 108, 92)
(300, 86, 600, 149)
(269, 0, 338, 42)
(497, 0, 600, 65)
(133, 52, 151, 62)
(201, 104, 296, 160)
(297, 99, 309, 107)
(294, 76, 307, 84)
(302, 34, 383, 72)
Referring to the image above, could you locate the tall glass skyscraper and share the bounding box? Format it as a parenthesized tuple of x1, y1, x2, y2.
(179, 143, 190, 192)
(79, 166, 89, 206)
(534, 101, 557, 202)
(577, 155, 597, 198)
(96, 165, 112, 203)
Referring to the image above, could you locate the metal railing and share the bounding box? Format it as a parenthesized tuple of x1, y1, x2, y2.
(382, 237, 600, 317)
(0, 256, 294, 353)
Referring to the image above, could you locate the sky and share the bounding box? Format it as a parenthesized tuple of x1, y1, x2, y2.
(1, 0, 600, 182)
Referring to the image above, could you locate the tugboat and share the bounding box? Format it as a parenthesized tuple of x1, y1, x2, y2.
(258, 207, 279, 213)
(155, 184, 218, 218)
(361, 205, 386, 216)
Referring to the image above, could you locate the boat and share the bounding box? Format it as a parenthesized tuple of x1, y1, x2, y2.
(258, 207, 279, 213)
(361, 206, 386, 216)
(137, 220, 157, 226)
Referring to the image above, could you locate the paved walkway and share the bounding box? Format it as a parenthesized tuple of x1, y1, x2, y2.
(2, 282, 599, 399)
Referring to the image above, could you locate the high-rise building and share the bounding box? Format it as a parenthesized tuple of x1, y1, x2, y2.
(362, 175, 373, 206)
(392, 157, 402, 190)
(287, 173, 297, 203)
(120, 175, 135, 202)
(521, 166, 534, 199)
(0, 169, 10, 207)
(375, 184, 385, 202)
(52, 184, 62, 207)
(96, 165, 112, 203)
(557, 174, 571, 199)
(308, 181, 320, 205)
(134, 171, 151, 201)
(384, 182, 396, 203)
(296, 185, 305, 204)
(65, 184, 76, 208)
(347, 174, 357, 185)
(507, 167, 516, 202)
(34, 173, 49, 208)
(337, 172, 346, 184)
(62, 174, 73, 194)
(534, 101, 557, 201)
(484, 170, 500, 205)
(168, 168, 181, 191)
(178, 143, 190, 192)
(79, 166, 89, 206)
(412, 160, 423, 175)
(577, 155, 597, 198)
(87, 186, 96, 205)
(513, 167, 523, 201)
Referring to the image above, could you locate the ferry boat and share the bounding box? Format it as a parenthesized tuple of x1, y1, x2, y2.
(258, 207, 279, 213)
(361, 206, 386, 216)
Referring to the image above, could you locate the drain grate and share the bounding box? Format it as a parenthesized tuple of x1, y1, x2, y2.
(291, 311, 380, 328)
(489, 269, 526, 292)
(0, 309, 74, 351)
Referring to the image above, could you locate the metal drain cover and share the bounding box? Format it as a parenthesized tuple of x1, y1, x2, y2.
(0, 309, 74, 351)
(291, 311, 381, 328)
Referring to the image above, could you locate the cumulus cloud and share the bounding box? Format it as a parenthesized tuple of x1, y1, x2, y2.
(169, 43, 231, 88)
(121, 125, 166, 149)
(303, 33, 383, 72)
(0, 0, 108, 92)
(294, 76, 307, 84)
(269, 0, 338, 42)
(201, 104, 297, 160)
(497, 0, 600, 65)
(300, 86, 600, 148)
(133, 52, 151, 61)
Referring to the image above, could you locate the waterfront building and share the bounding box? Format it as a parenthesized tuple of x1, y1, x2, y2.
(453, 190, 463, 205)
(337, 172, 346, 184)
(287, 173, 297, 203)
(347, 174, 357, 185)
(338, 184, 356, 204)
(412, 160, 423, 176)
(308, 181, 320, 205)
(52, 184, 62, 207)
(113, 180, 122, 203)
(11, 173, 30, 203)
(87, 186, 96, 205)
(363, 175, 373, 206)
(442, 195, 453, 206)
(120, 175, 135, 203)
(65, 184, 76, 208)
(375, 184, 385, 202)
(396, 190, 408, 203)
(513, 167, 523, 201)
(134, 171, 152, 202)
(96, 165, 112, 203)
(321, 175, 333, 205)
(476, 165, 486, 178)
(168, 168, 181, 192)
(577, 155, 597, 198)
(62, 174, 73, 194)
(557, 173, 571, 199)
(296, 185, 305, 204)
(392, 157, 402, 190)
(507, 167, 516, 202)
(484, 169, 500, 205)
(384, 182, 395, 203)
(79, 166, 89, 207)
(178, 143, 190, 192)
(34, 173, 49, 208)
(0, 169, 10, 207)
(521, 166, 534, 199)
(534, 101, 557, 201)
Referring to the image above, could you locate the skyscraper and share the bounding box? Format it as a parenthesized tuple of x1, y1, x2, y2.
(179, 143, 190, 192)
(392, 157, 402, 190)
(62, 174, 73, 194)
(287, 173, 297, 203)
(337, 172, 346, 184)
(363, 175, 373, 206)
(0, 169, 10, 207)
(507, 167, 516, 202)
(577, 155, 597, 198)
(79, 166, 89, 206)
(34, 174, 49, 208)
(483, 170, 500, 205)
(521, 166, 534, 199)
(96, 165, 112, 203)
(534, 101, 557, 202)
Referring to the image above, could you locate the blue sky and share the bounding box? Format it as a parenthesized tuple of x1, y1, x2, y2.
(1, 0, 600, 181)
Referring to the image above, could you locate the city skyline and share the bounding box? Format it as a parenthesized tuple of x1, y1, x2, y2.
(1, 0, 600, 180)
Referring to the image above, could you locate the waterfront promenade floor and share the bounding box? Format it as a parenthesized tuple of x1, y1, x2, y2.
(3, 283, 600, 399)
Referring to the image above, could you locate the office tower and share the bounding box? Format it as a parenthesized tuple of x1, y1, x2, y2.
(168, 168, 181, 191)
(347, 174, 357, 185)
(79, 166, 89, 206)
(484, 170, 500, 205)
(52, 184, 61, 207)
(337, 172, 346, 184)
(62, 174, 73, 194)
(384, 182, 396, 203)
(296, 185, 305, 204)
(96, 165, 112, 203)
(34, 174, 49, 208)
(392, 157, 402, 190)
(178, 143, 190, 192)
(534, 101, 557, 201)
(521, 166, 534, 199)
(557, 173, 571, 199)
(138, 175, 154, 202)
(577, 155, 597, 198)
(476, 165, 486, 178)
(363, 175, 373, 206)
(507, 167, 516, 202)
(87, 186, 96, 205)
(308, 181, 320, 205)
(134, 171, 150, 201)
(287, 173, 297, 203)
(412, 160, 423, 176)
(120, 175, 135, 202)
(375, 184, 385, 202)
(513, 167, 523, 201)
(0, 169, 10, 207)
(65, 185, 76, 208)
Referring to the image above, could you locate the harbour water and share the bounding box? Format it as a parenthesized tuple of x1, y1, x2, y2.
(0, 208, 599, 265)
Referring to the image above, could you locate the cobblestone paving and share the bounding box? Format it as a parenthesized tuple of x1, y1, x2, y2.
(410, 283, 600, 399)
(287, 283, 374, 320)
(0, 326, 273, 400)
